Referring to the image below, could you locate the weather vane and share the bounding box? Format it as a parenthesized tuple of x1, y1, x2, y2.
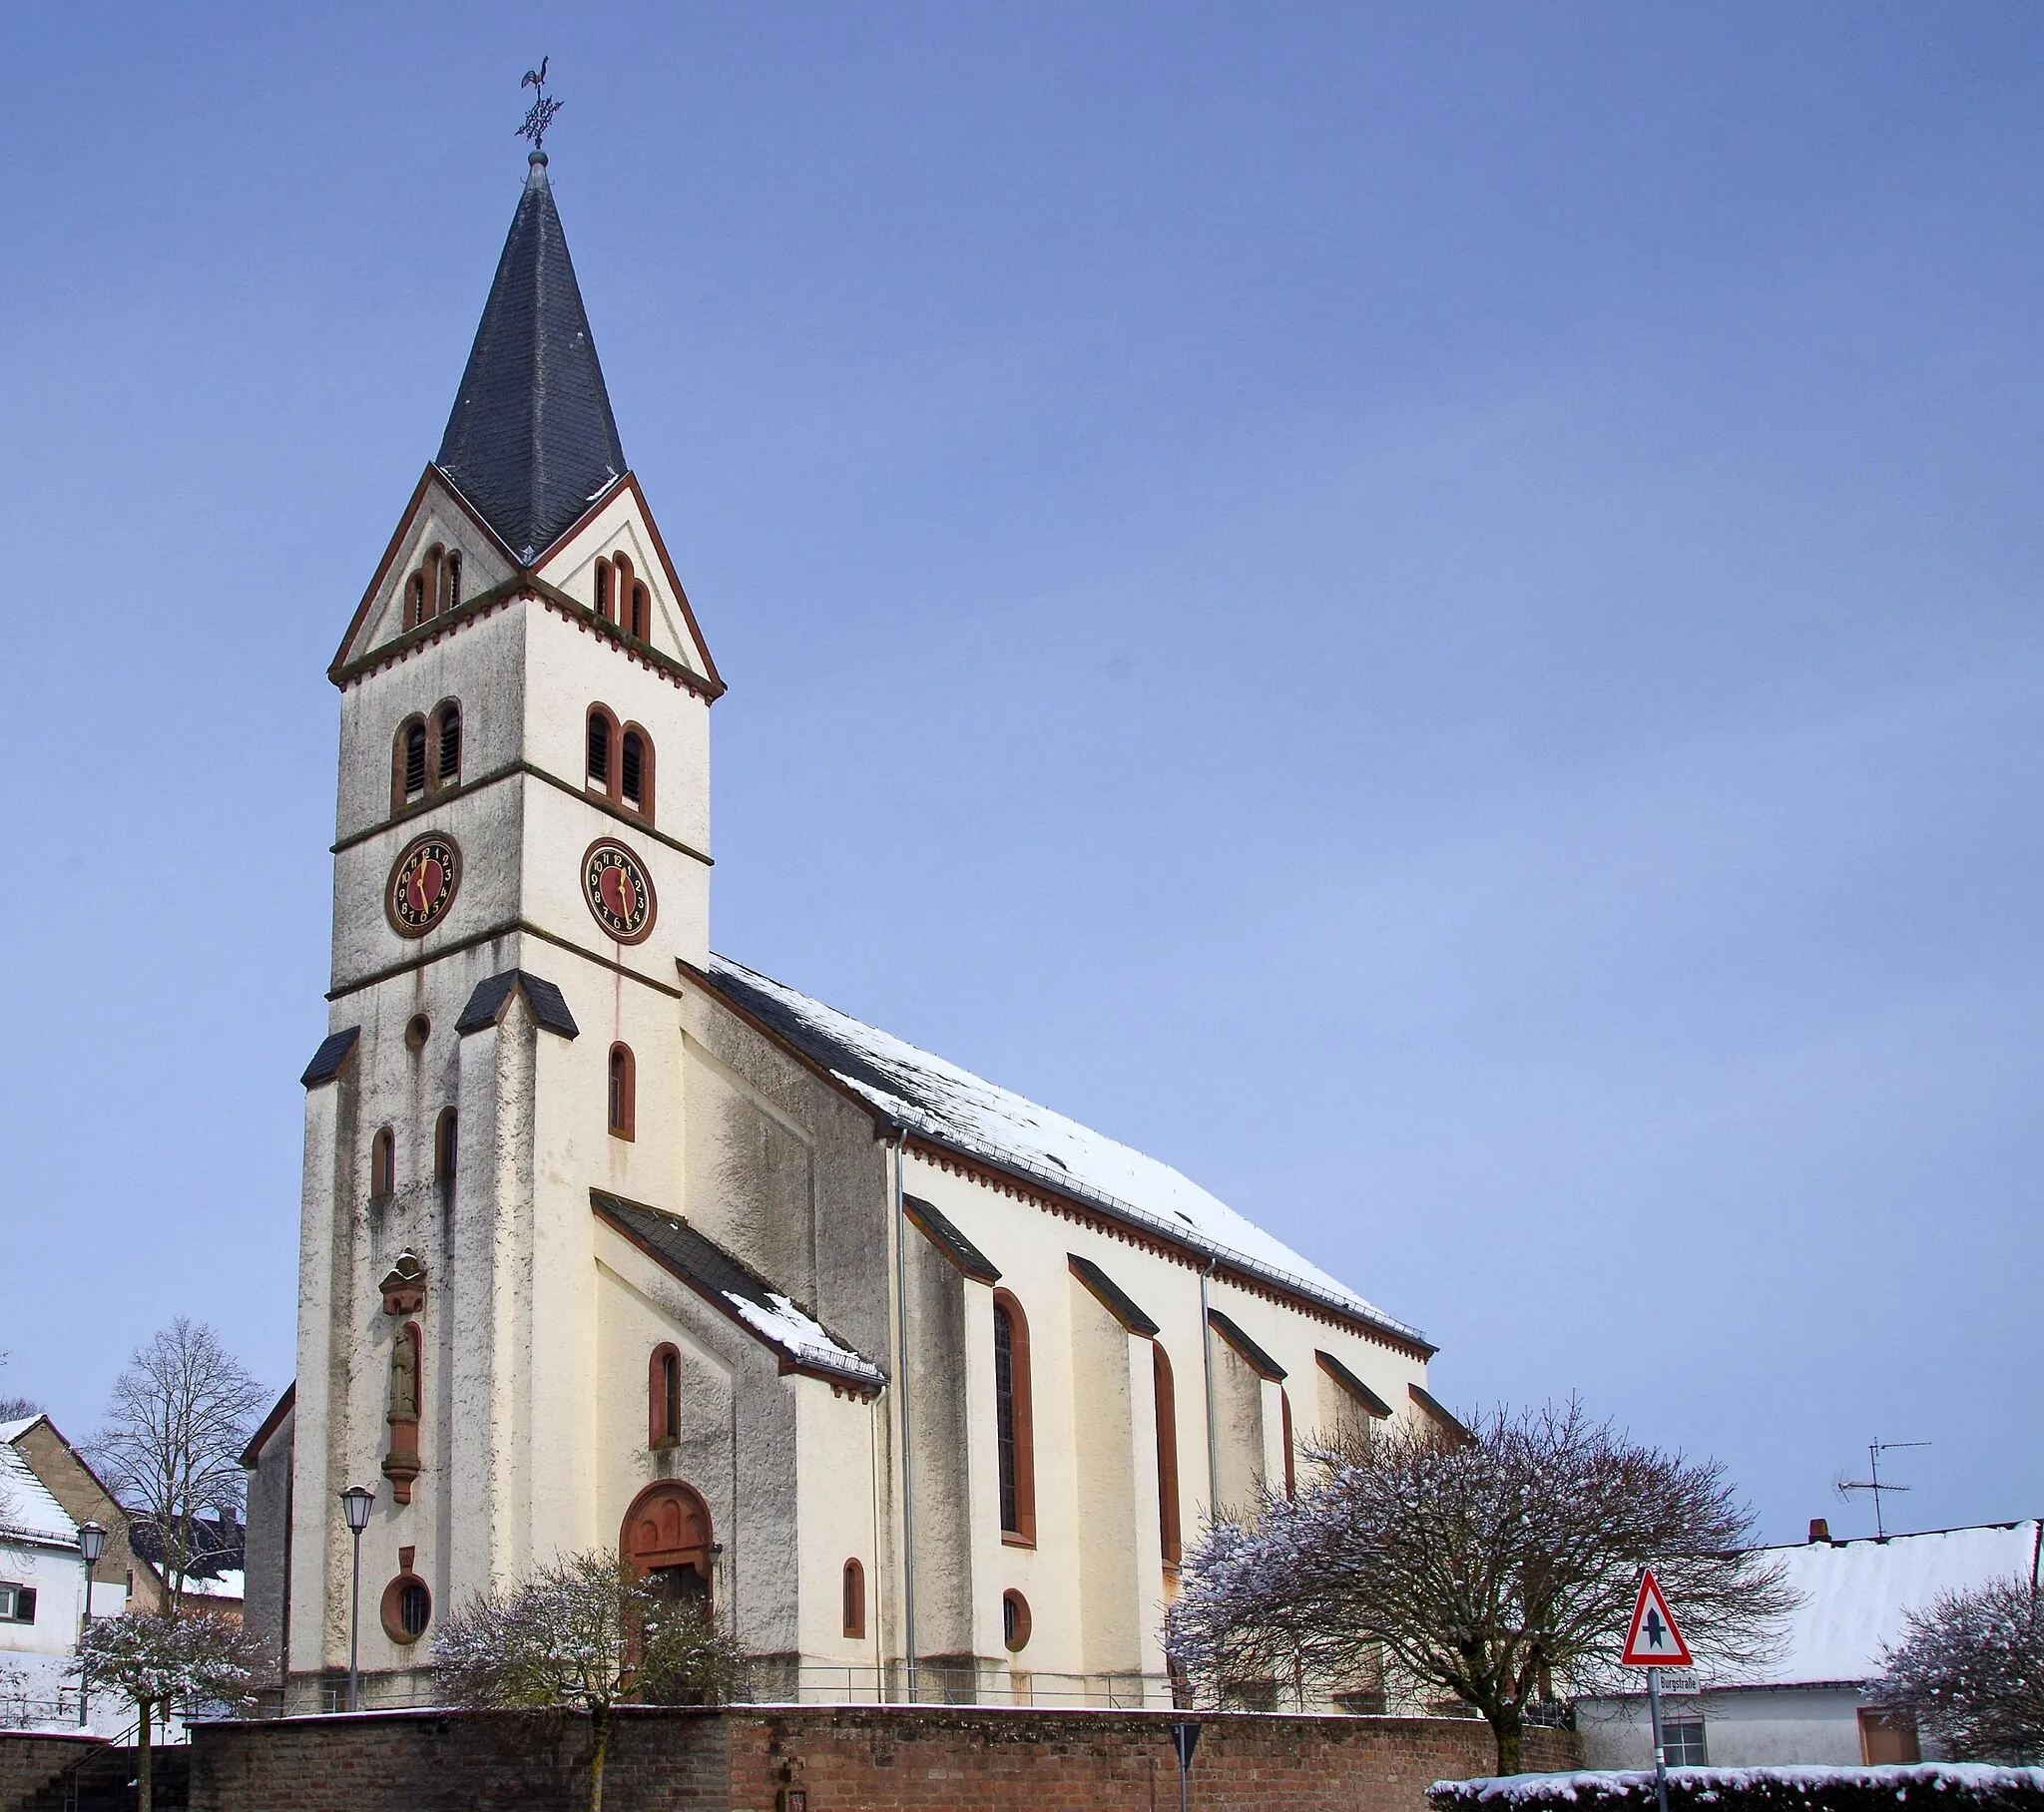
(518, 58, 562, 151)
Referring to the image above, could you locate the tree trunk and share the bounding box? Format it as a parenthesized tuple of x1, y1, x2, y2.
(1488, 1705, 1524, 1778)
(137, 1697, 154, 1812)
(588, 1702, 610, 1812)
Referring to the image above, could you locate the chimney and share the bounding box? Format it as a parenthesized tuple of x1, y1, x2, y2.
(1808, 1518, 1831, 1544)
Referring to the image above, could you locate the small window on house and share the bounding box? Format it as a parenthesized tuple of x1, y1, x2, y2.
(436, 703, 461, 786)
(1001, 1588, 1031, 1652)
(649, 1344, 681, 1447)
(370, 1128, 395, 1199)
(609, 1045, 636, 1139)
(1664, 1721, 1708, 1767)
(434, 1108, 457, 1187)
(587, 707, 614, 790)
(629, 581, 650, 641)
(0, 1584, 35, 1623)
(595, 558, 615, 623)
(992, 1291, 1036, 1544)
(379, 1572, 432, 1644)
(841, 1560, 865, 1639)
(621, 731, 644, 809)
(443, 552, 462, 614)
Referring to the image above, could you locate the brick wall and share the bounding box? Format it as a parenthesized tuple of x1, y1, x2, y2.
(0, 1730, 107, 1807)
(186, 1705, 1580, 1812)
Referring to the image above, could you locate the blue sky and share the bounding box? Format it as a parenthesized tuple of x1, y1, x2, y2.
(2, 4, 2038, 1546)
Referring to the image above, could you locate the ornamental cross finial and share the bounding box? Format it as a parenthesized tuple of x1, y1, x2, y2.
(518, 57, 562, 151)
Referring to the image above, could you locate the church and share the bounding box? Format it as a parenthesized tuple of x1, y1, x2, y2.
(240, 143, 1454, 1711)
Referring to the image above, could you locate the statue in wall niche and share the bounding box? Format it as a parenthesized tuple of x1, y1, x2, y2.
(382, 1321, 422, 1504)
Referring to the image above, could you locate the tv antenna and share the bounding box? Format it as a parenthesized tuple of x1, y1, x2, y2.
(518, 58, 562, 152)
(1835, 1439, 1929, 1538)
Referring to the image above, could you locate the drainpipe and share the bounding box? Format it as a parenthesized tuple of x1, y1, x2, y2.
(892, 1125, 919, 1702)
(1198, 1259, 1221, 1513)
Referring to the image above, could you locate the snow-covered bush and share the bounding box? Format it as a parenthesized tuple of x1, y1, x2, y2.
(1429, 1764, 2044, 1812)
(1872, 1578, 2044, 1764)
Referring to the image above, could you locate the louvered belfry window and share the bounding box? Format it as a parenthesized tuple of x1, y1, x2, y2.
(621, 731, 644, 807)
(404, 723, 428, 799)
(437, 705, 461, 785)
(587, 709, 612, 788)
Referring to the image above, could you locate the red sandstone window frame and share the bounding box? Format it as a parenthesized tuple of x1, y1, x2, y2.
(393, 715, 428, 809)
(609, 1044, 636, 1140)
(584, 703, 656, 826)
(595, 557, 615, 623)
(841, 1559, 865, 1639)
(1001, 1587, 1032, 1652)
(1279, 1386, 1296, 1499)
(433, 700, 462, 788)
(1153, 1342, 1182, 1567)
(628, 580, 650, 641)
(369, 1127, 395, 1200)
(992, 1289, 1036, 1547)
(619, 724, 654, 819)
(648, 1343, 681, 1447)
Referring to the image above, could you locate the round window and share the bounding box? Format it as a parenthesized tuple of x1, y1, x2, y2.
(405, 1014, 431, 1050)
(1001, 1588, 1031, 1653)
(379, 1573, 432, 1643)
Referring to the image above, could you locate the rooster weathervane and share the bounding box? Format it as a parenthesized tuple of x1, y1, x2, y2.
(518, 58, 562, 151)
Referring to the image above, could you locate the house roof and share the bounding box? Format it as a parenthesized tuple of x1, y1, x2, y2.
(1716, 1520, 2043, 1689)
(434, 153, 628, 562)
(701, 955, 1423, 1346)
(593, 1190, 884, 1390)
(0, 1425, 78, 1548)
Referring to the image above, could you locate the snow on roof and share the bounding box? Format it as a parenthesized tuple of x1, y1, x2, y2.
(705, 956, 1422, 1343)
(0, 1437, 78, 1547)
(1722, 1521, 2044, 1687)
(0, 1417, 42, 1443)
(182, 1569, 246, 1601)
(721, 1293, 885, 1387)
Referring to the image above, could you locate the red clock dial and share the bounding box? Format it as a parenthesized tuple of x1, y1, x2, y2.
(387, 834, 461, 938)
(583, 839, 656, 945)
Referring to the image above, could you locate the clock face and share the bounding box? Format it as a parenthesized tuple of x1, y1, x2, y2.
(583, 839, 657, 944)
(387, 834, 461, 938)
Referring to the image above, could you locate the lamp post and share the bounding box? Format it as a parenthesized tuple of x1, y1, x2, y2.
(75, 1521, 106, 1729)
(338, 1486, 375, 1713)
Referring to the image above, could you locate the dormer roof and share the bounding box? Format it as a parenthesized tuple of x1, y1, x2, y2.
(435, 152, 628, 562)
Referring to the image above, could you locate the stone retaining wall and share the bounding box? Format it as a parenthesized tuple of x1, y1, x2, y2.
(185, 1705, 1580, 1812)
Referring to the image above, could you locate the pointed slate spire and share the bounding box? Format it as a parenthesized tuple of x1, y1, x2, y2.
(436, 151, 627, 562)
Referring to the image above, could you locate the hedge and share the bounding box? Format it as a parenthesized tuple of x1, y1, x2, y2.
(1429, 1766, 2044, 1812)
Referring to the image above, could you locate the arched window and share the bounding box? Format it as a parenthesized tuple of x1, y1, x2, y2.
(442, 551, 462, 614)
(841, 1559, 865, 1639)
(595, 557, 614, 623)
(434, 1108, 458, 1189)
(609, 1044, 636, 1140)
(586, 705, 616, 791)
(417, 547, 443, 626)
(1154, 1342, 1182, 1568)
(648, 1344, 681, 1446)
(394, 717, 428, 807)
(435, 702, 461, 787)
(629, 580, 650, 641)
(612, 555, 635, 631)
(405, 571, 427, 631)
(992, 1290, 1036, 1545)
(370, 1128, 395, 1200)
(1280, 1387, 1296, 1499)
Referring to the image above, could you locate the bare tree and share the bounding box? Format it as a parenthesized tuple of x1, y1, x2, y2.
(1871, 1575, 2044, 1763)
(435, 1551, 743, 1812)
(0, 1350, 40, 1422)
(1166, 1400, 1795, 1774)
(73, 1608, 266, 1812)
(90, 1320, 266, 1608)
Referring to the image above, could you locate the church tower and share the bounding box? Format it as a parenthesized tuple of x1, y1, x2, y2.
(283, 147, 726, 1691)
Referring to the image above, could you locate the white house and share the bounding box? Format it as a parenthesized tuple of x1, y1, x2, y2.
(0, 1420, 122, 1727)
(1576, 1518, 2044, 1768)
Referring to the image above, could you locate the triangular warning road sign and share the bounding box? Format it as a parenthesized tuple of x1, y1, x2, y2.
(1620, 1569, 1694, 1666)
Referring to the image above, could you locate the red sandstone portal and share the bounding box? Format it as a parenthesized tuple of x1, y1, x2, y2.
(621, 1480, 714, 1606)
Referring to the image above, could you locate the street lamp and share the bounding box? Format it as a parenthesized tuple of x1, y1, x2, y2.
(338, 1486, 375, 1713)
(75, 1521, 106, 1729)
